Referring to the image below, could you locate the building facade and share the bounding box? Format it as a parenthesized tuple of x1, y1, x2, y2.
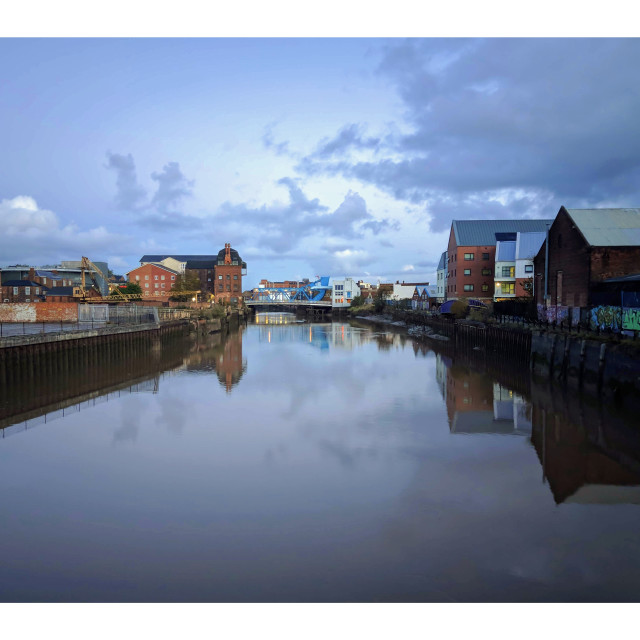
(533, 207, 640, 309)
(331, 277, 360, 307)
(127, 263, 179, 301)
(447, 219, 554, 301)
(436, 251, 447, 302)
(1, 280, 46, 303)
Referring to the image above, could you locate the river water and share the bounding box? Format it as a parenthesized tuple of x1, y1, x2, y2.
(1, 312, 640, 602)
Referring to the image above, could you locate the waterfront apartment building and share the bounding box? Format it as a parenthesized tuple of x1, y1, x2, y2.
(436, 251, 447, 302)
(446, 219, 553, 301)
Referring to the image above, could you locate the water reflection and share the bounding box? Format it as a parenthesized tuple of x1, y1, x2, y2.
(2, 318, 640, 602)
(436, 354, 531, 435)
(434, 348, 640, 505)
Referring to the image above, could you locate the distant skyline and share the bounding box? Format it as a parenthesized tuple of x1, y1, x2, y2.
(2, 38, 640, 287)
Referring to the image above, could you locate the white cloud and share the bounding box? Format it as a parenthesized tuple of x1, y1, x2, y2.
(0, 195, 136, 267)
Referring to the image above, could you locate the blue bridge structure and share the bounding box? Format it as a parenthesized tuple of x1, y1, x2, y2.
(247, 277, 333, 309)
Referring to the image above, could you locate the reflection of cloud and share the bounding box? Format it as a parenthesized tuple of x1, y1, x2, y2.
(155, 394, 187, 434)
(113, 397, 145, 444)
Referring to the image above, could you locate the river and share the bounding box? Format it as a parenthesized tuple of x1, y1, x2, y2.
(1, 311, 639, 602)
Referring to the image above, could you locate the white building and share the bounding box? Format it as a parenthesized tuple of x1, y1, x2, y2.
(331, 277, 360, 308)
(436, 251, 447, 302)
(494, 239, 517, 300)
(515, 231, 546, 297)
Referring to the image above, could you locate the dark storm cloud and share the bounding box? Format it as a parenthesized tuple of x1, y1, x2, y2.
(214, 178, 397, 253)
(105, 152, 147, 211)
(297, 39, 640, 230)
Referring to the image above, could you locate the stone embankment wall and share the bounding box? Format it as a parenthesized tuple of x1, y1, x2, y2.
(531, 332, 640, 414)
(0, 303, 78, 323)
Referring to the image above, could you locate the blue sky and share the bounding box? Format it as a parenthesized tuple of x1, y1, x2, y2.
(2, 37, 640, 287)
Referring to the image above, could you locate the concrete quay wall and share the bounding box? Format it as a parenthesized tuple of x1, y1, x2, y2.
(531, 331, 640, 413)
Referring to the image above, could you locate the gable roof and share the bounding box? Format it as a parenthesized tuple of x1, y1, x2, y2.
(437, 251, 447, 271)
(515, 231, 546, 260)
(564, 208, 640, 247)
(129, 263, 179, 276)
(451, 219, 554, 247)
(140, 255, 216, 270)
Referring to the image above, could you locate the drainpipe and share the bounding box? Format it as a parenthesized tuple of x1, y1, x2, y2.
(544, 223, 550, 306)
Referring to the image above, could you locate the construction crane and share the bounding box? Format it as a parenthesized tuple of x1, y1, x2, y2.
(80, 257, 143, 302)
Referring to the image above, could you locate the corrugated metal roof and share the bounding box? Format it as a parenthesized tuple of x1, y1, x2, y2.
(496, 241, 516, 262)
(452, 219, 553, 247)
(566, 208, 640, 246)
(437, 251, 447, 271)
(515, 231, 546, 260)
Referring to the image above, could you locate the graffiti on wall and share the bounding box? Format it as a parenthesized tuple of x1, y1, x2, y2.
(622, 307, 640, 331)
(590, 305, 622, 332)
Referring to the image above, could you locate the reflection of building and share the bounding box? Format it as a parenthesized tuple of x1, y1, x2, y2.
(443, 360, 531, 435)
(215, 329, 246, 392)
(531, 403, 640, 504)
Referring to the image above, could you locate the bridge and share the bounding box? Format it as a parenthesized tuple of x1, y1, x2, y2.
(247, 277, 334, 310)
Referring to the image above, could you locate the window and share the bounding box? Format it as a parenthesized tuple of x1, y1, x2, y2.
(145, 275, 149, 280)
(464, 269, 471, 276)
(218, 285, 223, 291)
(234, 275, 238, 280)
(501, 266, 515, 277)
(482, 284, 489, 292)
(226, 285, 231, 291)
(171, 276, 176, 280)
(35, 288, 39, 294)
(161, 275, 165, 280)
(482, 253, 490, 260)
(463, 284, 474, 292)
(154, 283, 159, 288)
(464, 253, 474, 260)
(233, 285, 238, 291)
(161, 283, 165, 288)
(218, 275, 222, 280)
(525, 264, 533, 273)
(135, 275, 140, 281)
(145, 283, 149, 288)
(482, 268, 491, 276)
(154, 275, 158, 280)
(503, 283, 515, 294)
(226, 274, 230, 280)
(25, 287, 30, 294)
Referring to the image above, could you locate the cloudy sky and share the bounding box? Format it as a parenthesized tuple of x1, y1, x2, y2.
(1, 37, 640, 286)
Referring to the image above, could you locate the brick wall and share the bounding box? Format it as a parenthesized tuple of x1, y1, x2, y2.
(535, 208, 590, 307)
(0, 303, 78, 322)
(590, 247, 640, 283)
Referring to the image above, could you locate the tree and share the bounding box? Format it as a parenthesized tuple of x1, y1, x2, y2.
(169, 269, 202, 301)
(373, 288, 389, 313)
(521, 276, 534, 297)
(450, 297, 469, 319)
(111, 282, 142, 296)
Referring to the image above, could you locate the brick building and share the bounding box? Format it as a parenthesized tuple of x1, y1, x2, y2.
(533, 207, 640, 308)
(447, 219, 553, 301)
(1, 280, 47, 303)
(127, 263, 179, 301)
(139, 246, 246, 303)
(214, 244, 245, 305)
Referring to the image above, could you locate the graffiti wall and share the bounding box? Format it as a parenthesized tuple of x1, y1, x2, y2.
(590, 305, 622, 332)
(622, 307, 640, 331)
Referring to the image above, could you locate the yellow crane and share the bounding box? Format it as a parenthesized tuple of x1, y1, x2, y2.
(80, 257, 143, 302)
